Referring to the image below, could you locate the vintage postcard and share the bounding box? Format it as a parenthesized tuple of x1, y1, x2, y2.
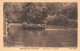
(0, 0, 80, 51)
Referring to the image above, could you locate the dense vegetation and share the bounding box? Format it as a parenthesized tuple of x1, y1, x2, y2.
(3, 2, 77, 27)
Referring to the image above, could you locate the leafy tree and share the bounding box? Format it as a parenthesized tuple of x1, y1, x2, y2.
(20, 3, 48, 24)
(61, 3, 77, 19)
(46, 15, 69, 26)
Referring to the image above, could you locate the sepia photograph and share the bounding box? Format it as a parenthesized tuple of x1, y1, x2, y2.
(3, 2, 77, 47)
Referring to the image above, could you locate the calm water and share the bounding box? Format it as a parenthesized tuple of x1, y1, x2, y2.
(5, 25, 77, 47)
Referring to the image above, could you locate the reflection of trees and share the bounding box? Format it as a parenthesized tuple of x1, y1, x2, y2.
(24, 29, 47, 46)
(25, 29, 45, 35)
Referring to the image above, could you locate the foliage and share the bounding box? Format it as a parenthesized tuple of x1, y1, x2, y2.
(46, 15, 69, 26)
(67, 20, 77, 28)
(61, 3, 77, 19)
(20, 3, 48, 24)
(4, 2, 77, 26)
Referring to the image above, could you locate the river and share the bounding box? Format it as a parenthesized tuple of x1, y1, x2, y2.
(5, 24, 77, 47)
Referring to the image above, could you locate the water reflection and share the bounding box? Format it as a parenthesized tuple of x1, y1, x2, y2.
(6, 26, 77, 47)
(22, 29, 47, 47)
(7, 28, 48, 47)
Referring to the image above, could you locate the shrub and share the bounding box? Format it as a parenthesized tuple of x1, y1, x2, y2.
(68, 20, 77, 28)
(22, 22, 28, 27)
(46, 15, 69, 26)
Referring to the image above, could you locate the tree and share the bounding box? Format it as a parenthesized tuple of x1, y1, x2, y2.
(61, 3, 77, 19)
(4, 2, 22, 23)
(46, 15, 69, 26)
(20, 3, 48, 24)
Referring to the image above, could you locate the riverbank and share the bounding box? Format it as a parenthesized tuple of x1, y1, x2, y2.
(7, 23, 77, 29)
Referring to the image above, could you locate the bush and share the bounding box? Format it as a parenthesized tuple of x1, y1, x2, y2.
(68, 20, 77, 28)
(46, 15, 69, 26)
(22, 22, 28, 27)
